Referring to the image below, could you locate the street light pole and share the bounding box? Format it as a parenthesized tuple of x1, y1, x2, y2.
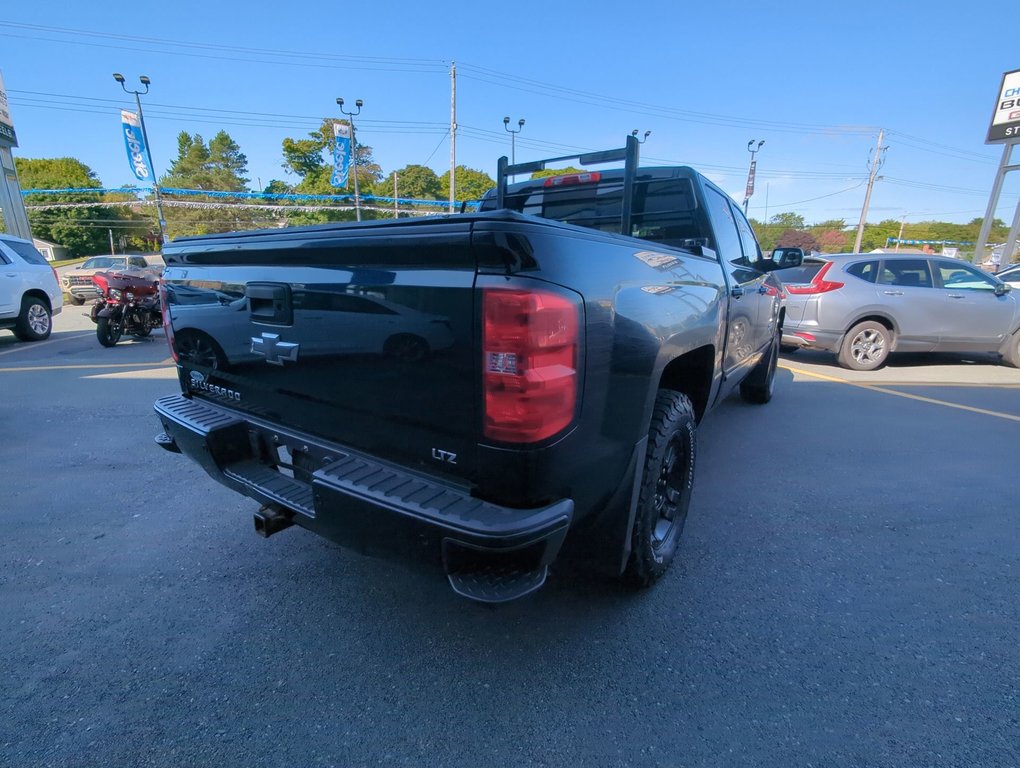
(337, 97, 364, 222)
(114, 73, 167, 244)
(743, 139, 764, 215)
(503, 116, 525, 178)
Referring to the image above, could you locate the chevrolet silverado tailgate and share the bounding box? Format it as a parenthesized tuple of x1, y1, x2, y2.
(162, 218, 479, 480)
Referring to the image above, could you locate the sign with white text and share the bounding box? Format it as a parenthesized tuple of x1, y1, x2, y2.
(0, 70, 17, 146)
(120, 110, 151, 181)
(331, 122, 351, 188)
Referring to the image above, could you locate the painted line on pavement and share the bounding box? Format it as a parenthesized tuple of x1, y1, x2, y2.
(780, 363, 1020, 424)
(0, 331, 93, 357)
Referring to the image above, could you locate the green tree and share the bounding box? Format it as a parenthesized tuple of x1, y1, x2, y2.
(769, 212, 806, 230)
(529, 166, 586, 180)
(374, 164, 442, 200)
(14, 157, 139, 256)
(438, 165, 496, 202)
(278, 119, 383, 223)
(162, 131, 249, 191)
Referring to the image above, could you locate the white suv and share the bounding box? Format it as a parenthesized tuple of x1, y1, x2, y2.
(0, 234, 63, 342)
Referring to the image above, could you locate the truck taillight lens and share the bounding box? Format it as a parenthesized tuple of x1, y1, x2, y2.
(785, 261, 844, 295)
(158, 280, 178, 363)
(483, 288, 579, 443)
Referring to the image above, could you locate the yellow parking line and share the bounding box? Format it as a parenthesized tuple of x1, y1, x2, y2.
(780, 363, 1020, 424)
(0, 360, 174, 373)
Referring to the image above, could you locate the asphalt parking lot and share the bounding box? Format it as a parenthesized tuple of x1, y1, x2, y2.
(2, 308, 1019, 768)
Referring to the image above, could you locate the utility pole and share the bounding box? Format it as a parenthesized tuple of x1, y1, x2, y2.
(108, 228, 115, 255)
(393, 171, 398, 218)
(895, 215, 906, 252)
(449, 62, 457, 213)
(853, 129, 886, 253)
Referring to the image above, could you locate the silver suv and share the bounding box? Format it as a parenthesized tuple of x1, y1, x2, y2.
(779, 253, 1020, 370)
(0, 235, 63, 342)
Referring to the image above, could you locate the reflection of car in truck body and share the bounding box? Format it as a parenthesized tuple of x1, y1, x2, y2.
(62, 254, 164, 304)
(166, 284, 455, 367)
(154, 136, 783, 603)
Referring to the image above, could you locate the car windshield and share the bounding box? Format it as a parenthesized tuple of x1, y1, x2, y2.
(84, 257, 126, 269)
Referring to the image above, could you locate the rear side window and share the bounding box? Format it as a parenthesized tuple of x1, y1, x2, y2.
(493, 176, 708, 248)
(4, 239, 49, 265)
(846, 260, 879, 283)
(774, 260, 826, 284)
(879, 259, 932, 288)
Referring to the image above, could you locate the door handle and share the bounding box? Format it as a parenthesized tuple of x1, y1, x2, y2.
(757, 284, 770, 294)
(947, 294, 964, 299)
(882, 290, 903, 296)
(730, 286, 745, 298)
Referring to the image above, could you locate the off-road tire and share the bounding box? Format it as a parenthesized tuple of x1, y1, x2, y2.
(622, 390, 697, 588)
(13, 297, 52, 341)
(838, 320, 892, 371)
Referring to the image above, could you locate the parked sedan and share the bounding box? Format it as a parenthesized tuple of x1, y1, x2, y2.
(780, 253, 1020, 370)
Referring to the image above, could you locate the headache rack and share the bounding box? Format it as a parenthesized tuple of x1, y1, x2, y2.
(495, 134, 642, 237)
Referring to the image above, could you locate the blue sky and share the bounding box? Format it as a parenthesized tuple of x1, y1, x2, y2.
(1, 1, 1017, 226)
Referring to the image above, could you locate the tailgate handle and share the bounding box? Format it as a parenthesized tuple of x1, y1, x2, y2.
(247, 282, 293, 325)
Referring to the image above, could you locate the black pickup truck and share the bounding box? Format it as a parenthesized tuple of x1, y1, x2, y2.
(153, 136, 783, 602)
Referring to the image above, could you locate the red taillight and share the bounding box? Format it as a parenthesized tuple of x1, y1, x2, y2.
(785, 261, 844, 295)
(483, 288, 579, 443)
(543, 172, 601, 188)
(158, 280, 178, 363)
(793, 331, 816, 342)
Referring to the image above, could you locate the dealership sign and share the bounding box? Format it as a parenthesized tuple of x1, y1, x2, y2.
(986, 69, 1020, 143)
(331, 122, 351, 188)
(0, 70, 17, 146)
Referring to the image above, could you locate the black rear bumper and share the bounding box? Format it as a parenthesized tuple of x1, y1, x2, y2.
(154, 394, 573, 601)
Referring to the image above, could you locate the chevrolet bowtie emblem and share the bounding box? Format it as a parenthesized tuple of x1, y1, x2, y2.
(251, 332, 299, 365)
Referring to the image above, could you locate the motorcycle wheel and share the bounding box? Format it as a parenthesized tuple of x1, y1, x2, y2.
(97, 317, 123, 347)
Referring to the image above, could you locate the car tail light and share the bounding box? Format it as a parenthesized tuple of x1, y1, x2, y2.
(793, 331, 816, 342)
(543, 172, 601, 187)
(483, 288, 579, 443)
(785, 261, 844, 294)
(158, 280, 178, 363)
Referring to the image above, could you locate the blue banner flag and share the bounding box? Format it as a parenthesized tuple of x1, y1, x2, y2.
(331, 123, 351, 188)
(120, 110, 151, 181)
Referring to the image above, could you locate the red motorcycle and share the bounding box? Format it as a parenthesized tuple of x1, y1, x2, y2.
(90, 270, 162, 347)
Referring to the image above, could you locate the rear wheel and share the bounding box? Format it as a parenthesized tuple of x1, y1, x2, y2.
(13, 297, 52, 341)
(96, 316, 122, 347)
(622, 390, 697, 588)
(384, 334, 429, 362)
(838, 321, 891, 371)
(176, 330, 224, 369)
